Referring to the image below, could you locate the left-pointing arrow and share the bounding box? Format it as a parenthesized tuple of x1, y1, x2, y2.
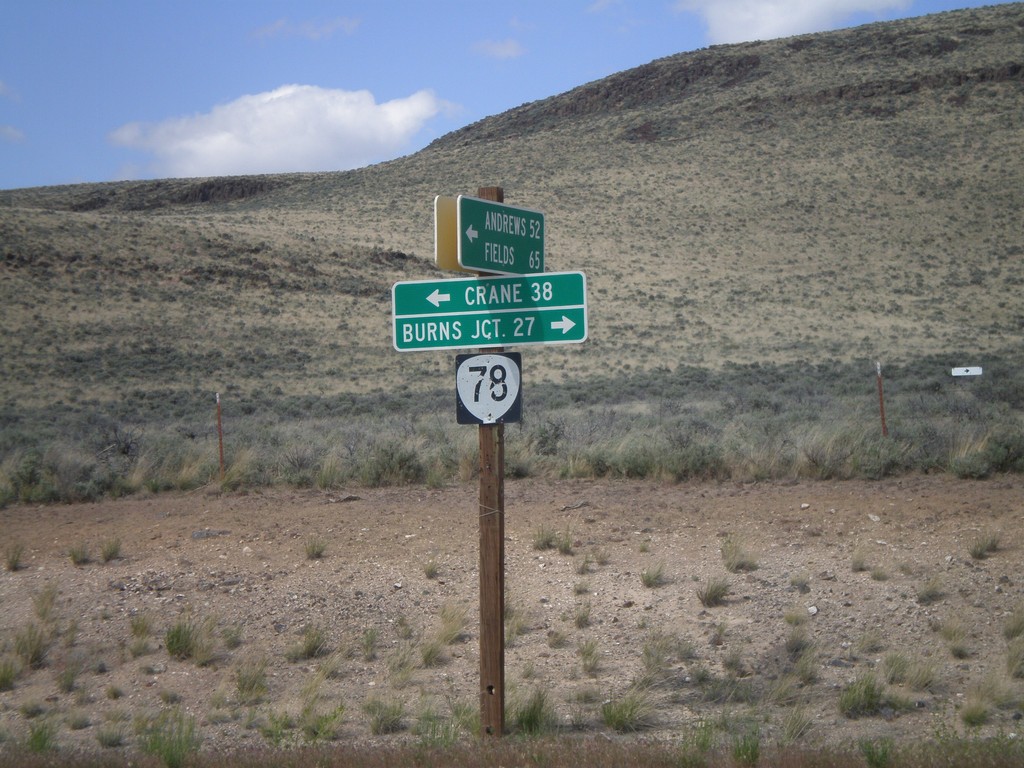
(465, 224, 478, 243)
(427, 289, 451, 308)
(551, 316, 576, 334)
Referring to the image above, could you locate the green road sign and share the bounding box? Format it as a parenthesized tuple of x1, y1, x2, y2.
(457, 195, 544, 275)
(392, 271, 587, 351)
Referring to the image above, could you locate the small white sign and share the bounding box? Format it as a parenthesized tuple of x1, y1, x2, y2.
(951, 366, 983, 377)
(456, 353, 522, 424)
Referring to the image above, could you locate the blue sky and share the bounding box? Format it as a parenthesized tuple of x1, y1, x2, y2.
(0, 1, 1009, 190)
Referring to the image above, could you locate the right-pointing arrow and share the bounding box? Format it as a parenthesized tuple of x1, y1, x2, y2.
(551, 316, 576, 334)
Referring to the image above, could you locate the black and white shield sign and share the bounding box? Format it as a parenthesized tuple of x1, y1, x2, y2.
(456, 353, 522, 425)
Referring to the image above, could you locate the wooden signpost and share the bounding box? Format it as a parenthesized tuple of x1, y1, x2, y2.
(391, 185, 587, 737)
(475, 186, 506, 737)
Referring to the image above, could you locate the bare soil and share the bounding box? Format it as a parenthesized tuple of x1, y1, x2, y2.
(2, 475, 1022, 754)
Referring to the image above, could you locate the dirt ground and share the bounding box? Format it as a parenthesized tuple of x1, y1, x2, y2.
(1, 474, 1022, 754)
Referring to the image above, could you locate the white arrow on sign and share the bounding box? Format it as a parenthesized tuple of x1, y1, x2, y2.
(426, 289, 451, 308)
(551, 316, 576, 334)
(465, 224, 479, 243)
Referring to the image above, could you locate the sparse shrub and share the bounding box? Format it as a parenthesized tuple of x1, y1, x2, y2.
(640, 562, 667, 588)
(547, 630, 567, 649)
(26, 719, 58, 752)
(165, 618, 199, 661)
(361, 627, 379, 661)
(5, 542, 24, 571)
(299, 704, 345, 742)
(423, 559, 439, 579)
(68, 543, 91, 566)
(960, 696, 990, 727)
(939, 617, 970, 658)
(159, 689, 181, 705)
(512, 688, 557, 735)
(56, 659, 82, 693)
(839, 674, 884, 718)
(364, 696, 405, 735)
(786, 627, 813, 659)
(1004, 604, 1024, 641)
(679, 718, 717, 765)
(579, 638, 600, 677)
(33, 582, 58, 623)
(784, 605, 808, 626)
(358, 441, 424, 486)
(722, 648, 747, 677)
(638, 632, 685, 687)
(794, 645, 819, 684)
(222, 623, 244, 650)
(138, 708, 201, 768)
(600, 687, 656, 732)
(66, 712, 90, 730)
(532, 525, 557, 550)
(555, 529, 574, 555)
(859, 737, 895, 768)
(781, 707, 813, 744)
(732, 726, 761, 767)
(0, 657, 16, 691)
(721, 536, 757, 572)
(801, 427, 856, 479)
(286, 624, 328, 662)
(130, 612, 152, 639)
(280, 443, 318, 486)
(386, 644, 417, 688)
(857, 629, 884, 654)
(696, 576, 729, 607)
(304, 535, 326, 560)
(950, 449, 991, 479)
(315, 453, 345, 489)
(882, 653, 909, 685)
(435, 602, 468, 645)
(504, 602, 528, 646)
(905, 658, 937, 691)
(574, 601, 592, 629)
(130, 637, 151, 658)
(851, 546, 869, 573)
(916, 575, 944, 605)
(100, 537, 121, 563)
(420, 638, 445, 668)
(235, 657, 268, 704)
(96, 727, 125, 748)
(15, 623, 50, 669)
(1008, 637, 1024, 679)
(968, 530, 1000, 559)
(259, 710, 295, 747)
(20, 701, 45, 718)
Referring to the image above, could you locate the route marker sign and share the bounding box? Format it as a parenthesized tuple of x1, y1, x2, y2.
(453, 195, 544, 275)
(456, 353, 522, 425)
(952, 366, 982, 377)
(392, 271, 587, 351)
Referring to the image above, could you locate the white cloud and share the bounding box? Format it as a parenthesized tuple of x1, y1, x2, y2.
(109, 85, 453, 178)
(472, 38, 526, 59)
(252, 17, 360, 41)
(676, 0, 911, 44)
(1, 125, 25, 143)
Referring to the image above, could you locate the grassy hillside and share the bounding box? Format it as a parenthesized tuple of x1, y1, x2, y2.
(1, 4, 1023, 500)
